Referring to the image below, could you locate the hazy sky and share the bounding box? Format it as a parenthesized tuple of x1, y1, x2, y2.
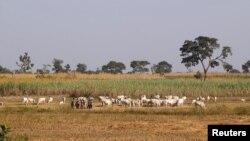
(0, 0, 249, 72)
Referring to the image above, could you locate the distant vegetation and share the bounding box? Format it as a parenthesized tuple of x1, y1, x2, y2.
(0, 36, 250, 80)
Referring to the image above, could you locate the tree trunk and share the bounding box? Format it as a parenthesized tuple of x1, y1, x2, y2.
(203, 70, 208, 81)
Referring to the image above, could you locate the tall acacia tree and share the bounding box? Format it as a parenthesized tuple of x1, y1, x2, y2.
(180, 36, 232, 80)
(16, 52, 34, 73)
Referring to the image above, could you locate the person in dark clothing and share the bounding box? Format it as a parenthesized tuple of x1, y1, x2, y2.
(71, 98, 77, 109)
(87, 97, 93, 109)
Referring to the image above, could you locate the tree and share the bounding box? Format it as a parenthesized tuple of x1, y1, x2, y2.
(102, 61, 126, 74)
(42, 64, 51, 73)
(52, 59, 64, 73)
(76, 63, 87, 73)
(130, 60, 150, 73)
(64, 64, 71, 73)
(16, 52, 34, 73)
(242, 60, 250, 73)
(222, 62, 233, 73)
(36, 64, 51, 74)
(152, 61, 172, 75)
(180, 36, 232, 80)
(0, 65, 10, 73)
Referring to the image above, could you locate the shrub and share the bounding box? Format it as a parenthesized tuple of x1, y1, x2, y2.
(0, 124, 10, 141)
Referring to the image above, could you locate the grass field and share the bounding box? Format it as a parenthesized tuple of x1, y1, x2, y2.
(1, 73, 250, 97)
(0, 73, 250, 141)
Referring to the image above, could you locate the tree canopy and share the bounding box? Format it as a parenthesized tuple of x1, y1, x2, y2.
(16, 52, 34, 73)
(102, 61, 126, 74)
(130, 60, 150, 73)
(52, 59, 64, 73)
(76, 63, 87, 73)
(242, 60, 250, 73)
(222, 62, 233, 73)
(180, 36, 232, 80)
(0, 65, 11, 73)
(152, 61, 172, 74)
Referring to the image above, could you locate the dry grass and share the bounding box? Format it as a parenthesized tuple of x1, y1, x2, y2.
(1, 73, 250, 140)
(0, 96, 250, 141)
(0, 72, 248, 81)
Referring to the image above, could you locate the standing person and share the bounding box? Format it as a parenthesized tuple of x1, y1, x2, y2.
(87, 97, 93, 109)
(71, 98, 77, 109)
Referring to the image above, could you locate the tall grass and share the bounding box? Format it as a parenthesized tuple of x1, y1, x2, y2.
(0, 73, 250, 97)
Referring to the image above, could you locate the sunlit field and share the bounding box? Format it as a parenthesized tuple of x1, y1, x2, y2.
(0, 73, 250, 141)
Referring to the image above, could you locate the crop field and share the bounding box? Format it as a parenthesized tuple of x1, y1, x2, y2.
(0, 73, 250, 141)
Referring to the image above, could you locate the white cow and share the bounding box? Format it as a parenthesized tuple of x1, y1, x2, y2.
(117, 95, 126, 100)
(131, 99, 141, 107)
(120, 98, 132, 107)
(58, 97, 67, 105)
(165, 98, 178, 106)
(150, 99, 162, 107)
(154, 95, 160, 99)
(214, 96, 217, 102)
(37, 97, 46, 105)
(23, 97, 29, 105)
(176, 96, 187, 106)
(241, 99, 246, 102)
(207, 96, 210, 101)
(192, 100, 206, 109)
(48, 97, 53, 103)
(99, 96, 112, 106)
(140, 95, 151, 106)
(28, 97, 36, 103)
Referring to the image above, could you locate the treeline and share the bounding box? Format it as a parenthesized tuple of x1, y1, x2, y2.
(0, 53, 172, 75)
(1, 36, 250, 79)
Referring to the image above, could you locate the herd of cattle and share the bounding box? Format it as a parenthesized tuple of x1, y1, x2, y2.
(0, 95, 247, 109)
(17, 94, 220, 109)
(98, 95, 215, 109)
